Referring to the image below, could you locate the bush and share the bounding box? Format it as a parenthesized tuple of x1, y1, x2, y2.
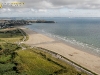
(0, 55, 11, 63)
(2, 71, 18, 75)
(0, 43, 20, 55)
(0, 45, 2, 50)
(0, 63, 15, 73)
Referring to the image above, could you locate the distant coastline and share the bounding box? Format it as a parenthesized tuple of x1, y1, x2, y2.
(29, 20, 55, 23)
(0, 19, 55, 29)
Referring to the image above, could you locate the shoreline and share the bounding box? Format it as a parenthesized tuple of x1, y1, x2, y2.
(21, 27, 100, 75)
(24, 25, 100, 57)
(39, 31, 100, 57)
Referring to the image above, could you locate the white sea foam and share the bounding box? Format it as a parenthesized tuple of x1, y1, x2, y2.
(40, 29, 100, 56)
(27, 28, 100, 56)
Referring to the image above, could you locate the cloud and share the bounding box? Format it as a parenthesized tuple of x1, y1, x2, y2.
(0, 0, 100, 17)
(0, 0, 100, 9)
(38, 9, 47, 12)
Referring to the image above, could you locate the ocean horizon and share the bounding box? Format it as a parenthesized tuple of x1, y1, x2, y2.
(25, 17, 100, 57)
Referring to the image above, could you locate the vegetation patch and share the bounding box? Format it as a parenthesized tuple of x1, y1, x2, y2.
(14, 48, 87, 75)
(14, 50, 61, 75)
(0, 28, 24, 43)
(0, 29, 22, 38)
(0, 43, 21, 75)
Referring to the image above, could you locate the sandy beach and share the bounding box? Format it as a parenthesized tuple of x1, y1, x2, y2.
(21, 27, 100, 75)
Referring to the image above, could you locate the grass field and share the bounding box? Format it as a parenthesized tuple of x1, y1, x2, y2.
(14, 48, 87, 75)
(14, 50, 61, 75)
(0, 28, 24, 43)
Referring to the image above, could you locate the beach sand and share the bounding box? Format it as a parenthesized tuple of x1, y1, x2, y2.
(22, 27, 100, 75)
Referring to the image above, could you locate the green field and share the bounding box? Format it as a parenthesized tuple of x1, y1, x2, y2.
(14, 50, 61, 75)
(14, 48, 87, 75)
(0, 28, 23, 43)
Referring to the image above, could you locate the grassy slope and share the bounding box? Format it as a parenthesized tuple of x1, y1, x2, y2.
(14, 48, 87, 75)
(15, 50, 61, 75)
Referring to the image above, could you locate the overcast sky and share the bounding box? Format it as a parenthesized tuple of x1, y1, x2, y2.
(0, 0, 100, 17)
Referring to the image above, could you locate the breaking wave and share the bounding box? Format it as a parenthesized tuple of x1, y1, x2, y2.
(41, 29, 100, 56)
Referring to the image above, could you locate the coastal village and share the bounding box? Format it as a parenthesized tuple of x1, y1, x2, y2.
(0, 20, 28, 28)
(0, 19, 55, 29)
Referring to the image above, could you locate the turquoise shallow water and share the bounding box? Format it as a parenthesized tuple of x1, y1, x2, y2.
(25, 17, 100, 56)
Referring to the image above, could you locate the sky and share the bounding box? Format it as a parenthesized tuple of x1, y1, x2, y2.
(0, 0, 100, 17)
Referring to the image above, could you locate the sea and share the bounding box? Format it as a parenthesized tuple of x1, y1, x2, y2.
(25, 17, 100, 57)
